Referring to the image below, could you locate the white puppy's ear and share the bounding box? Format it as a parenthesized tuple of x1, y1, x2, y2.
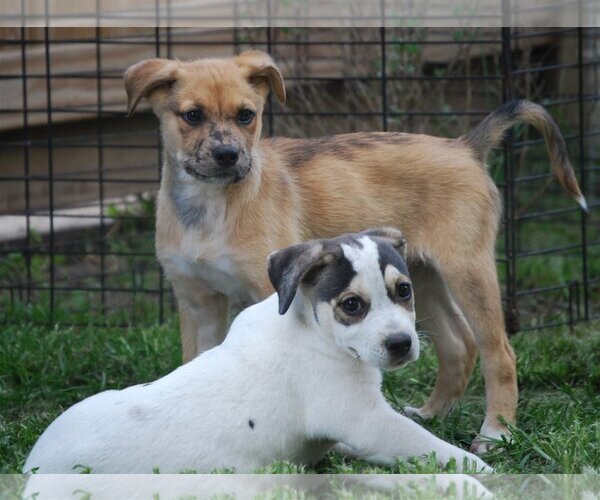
(236, 50, 286, 103)
(360, 227, 407, 259)
(268, 242, 337, 315)
(124, 58, 179, 115)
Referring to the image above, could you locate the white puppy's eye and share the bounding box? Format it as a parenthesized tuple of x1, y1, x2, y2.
(341, 296, 364, 315)
(396, 282, 412, 300)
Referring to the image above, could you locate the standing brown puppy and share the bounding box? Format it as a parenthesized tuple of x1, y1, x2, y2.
(124, 51, 586, 454)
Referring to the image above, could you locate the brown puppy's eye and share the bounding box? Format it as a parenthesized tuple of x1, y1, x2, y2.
(237, 108, 255, 125)
(341, 296, 364, 316)
(396, 282, 412, 300)
(182, 109, 204, 125)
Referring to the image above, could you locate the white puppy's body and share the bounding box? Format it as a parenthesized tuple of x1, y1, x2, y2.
(24, 231, 490, 474)
(27, 296, 327, 473)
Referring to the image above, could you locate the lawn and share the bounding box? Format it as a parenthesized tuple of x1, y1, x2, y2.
(1, 312, 598, 475)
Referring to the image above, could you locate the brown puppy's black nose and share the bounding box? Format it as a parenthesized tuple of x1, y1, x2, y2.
(384, 334, 412, 358)
(213, 145, 239, 168)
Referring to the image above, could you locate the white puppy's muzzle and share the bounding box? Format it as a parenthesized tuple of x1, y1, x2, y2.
(382, 330, 419, 369)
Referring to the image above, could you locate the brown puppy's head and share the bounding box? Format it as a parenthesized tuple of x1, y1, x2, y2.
(124, 51, 285, 184)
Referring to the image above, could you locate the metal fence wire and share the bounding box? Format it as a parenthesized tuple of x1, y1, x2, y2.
(0, 26, 598, 332)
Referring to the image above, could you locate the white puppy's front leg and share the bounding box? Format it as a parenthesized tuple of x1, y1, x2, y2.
(330, 403, 492, 473)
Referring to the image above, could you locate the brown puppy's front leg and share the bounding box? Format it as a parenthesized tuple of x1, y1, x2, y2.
(437, 252, 518, 454)
(174, 285, 228, 363)
(406, 264, 477, 418)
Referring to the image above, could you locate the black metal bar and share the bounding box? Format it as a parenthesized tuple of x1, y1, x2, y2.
(2, 13, 508, 22)
(0, 320, 171, 328)
(1, 285, 166, 294)
(0, 176, 160, 184)
(19, 17, 32, 302)
(501, 24, 518, 335)
(166, 0, 173, 59)
(95, 3, 106, 314)
(380, 26, 388, 132)
(516, 281, 580, 297)
(0, 37, 509, 47)
(43, 21, 55, 325)
(155, 11, 165, 324)
(513, 126, 600, 149)
(0, 249, 157, 258)
(510, 59, 600, 76)
(510, 27, 578, 39)
(575, 278, 581, 322)
(568, 282, 575, 334)
(578, 27, 590, 321)
(0, 72, 510, 82)
(516, 242, 594, 259)
(1, 26, 596, 334)
(266, 18, 274, 136)
(516, 205, 584, 221)
(0, 107, 500, 117)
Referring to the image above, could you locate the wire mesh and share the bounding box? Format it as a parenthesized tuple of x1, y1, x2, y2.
(0, 23, 598, 332)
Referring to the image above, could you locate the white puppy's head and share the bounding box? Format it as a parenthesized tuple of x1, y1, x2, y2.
(268, 228, 418, 370)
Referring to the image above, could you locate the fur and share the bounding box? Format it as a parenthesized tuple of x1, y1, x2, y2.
(123, 51, 586, 453)
(23, 231, 491, 474)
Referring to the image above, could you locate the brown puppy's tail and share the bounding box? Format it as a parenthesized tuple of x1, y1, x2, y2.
(462, 99, 587, 211)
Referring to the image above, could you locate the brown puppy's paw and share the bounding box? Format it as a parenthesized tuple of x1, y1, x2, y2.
(404, 400, 457, 420)
(404, 405, 434, 419)
(470, 424, 510, 455)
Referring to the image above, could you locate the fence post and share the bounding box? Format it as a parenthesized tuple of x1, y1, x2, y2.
(266, 0, 274, 137)
(578, 27, 589, 322)
(19, 13, 32, 302)
(155, 6, 166, 324)
(501, 25, 519, 335)
(380, 26, 388, 132)
(43, 13, 56, 325)
(95, 0, 106, 315)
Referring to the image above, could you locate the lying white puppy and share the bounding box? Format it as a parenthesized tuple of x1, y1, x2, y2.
(24, 228, 491, 474)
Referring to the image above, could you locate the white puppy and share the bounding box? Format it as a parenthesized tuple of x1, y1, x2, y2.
(23, 228, 491, 474)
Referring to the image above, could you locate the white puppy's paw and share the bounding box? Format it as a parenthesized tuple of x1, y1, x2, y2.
(464, 453, 494, 474)
(441, 450, 493, 474)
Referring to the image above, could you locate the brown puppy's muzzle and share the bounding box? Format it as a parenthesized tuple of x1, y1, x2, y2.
(180, 140, 251, 184)
(212, 145, 239, 168)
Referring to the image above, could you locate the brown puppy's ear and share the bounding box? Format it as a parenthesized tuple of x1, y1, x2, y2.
(236, 50, 286, 103)
(124, 59, 179, 115)
(268, 241, 338, 315)
(360, 227, 407, 259)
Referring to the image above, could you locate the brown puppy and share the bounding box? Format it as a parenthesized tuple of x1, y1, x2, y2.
(124, 51, 586, 454)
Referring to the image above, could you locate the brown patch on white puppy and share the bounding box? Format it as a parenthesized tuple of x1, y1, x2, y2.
(124, 51, 587, 454)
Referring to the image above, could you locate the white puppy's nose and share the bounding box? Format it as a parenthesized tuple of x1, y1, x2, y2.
(384, 334, 412, 358)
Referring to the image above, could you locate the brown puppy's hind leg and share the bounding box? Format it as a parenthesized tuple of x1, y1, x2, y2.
(406, 264, 477, 419)
(435, 251, 518, 454)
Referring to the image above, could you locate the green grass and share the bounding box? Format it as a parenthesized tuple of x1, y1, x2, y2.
(1, 313, 598, 474)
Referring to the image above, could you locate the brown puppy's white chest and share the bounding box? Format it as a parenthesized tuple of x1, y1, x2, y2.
(157, 178, 257, 306)
(169, 236, 251, 300)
